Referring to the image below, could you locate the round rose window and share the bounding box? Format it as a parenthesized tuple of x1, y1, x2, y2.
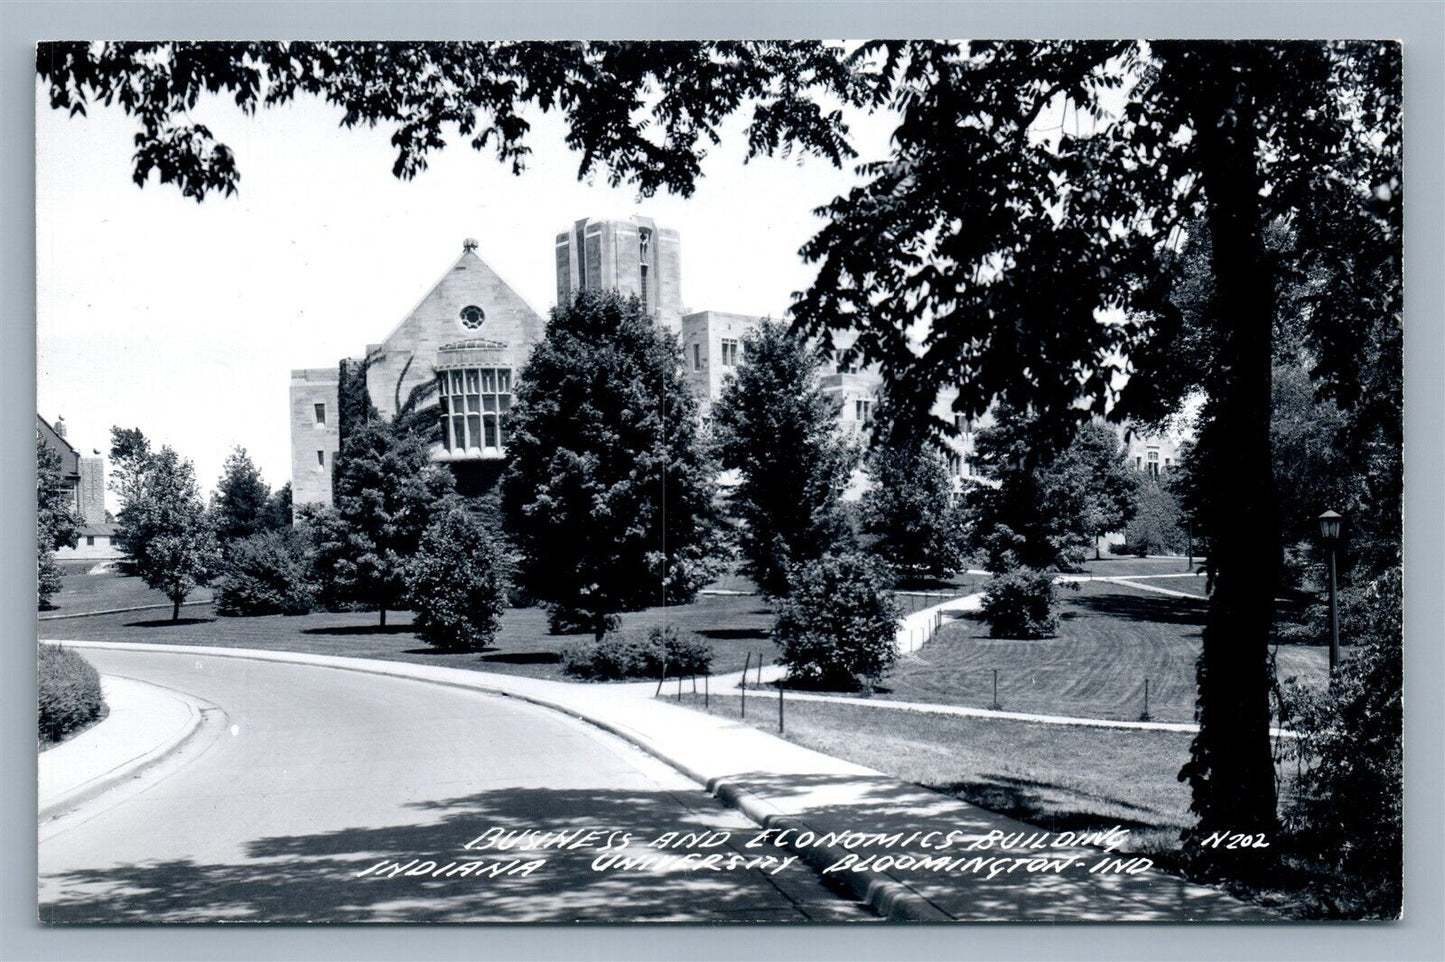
(459, 305, 485, 330)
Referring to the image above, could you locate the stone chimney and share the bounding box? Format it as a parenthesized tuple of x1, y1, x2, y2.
(54, 416, 66, 439)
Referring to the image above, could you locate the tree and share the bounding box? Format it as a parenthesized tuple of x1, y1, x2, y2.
(772, 551, 900, 692)
(966, 406, 1129, 572)
(405, 503, 509, 651)
(787, 41, 1400, 851)
(108, 425, 152, 508)
(1125, 477, 1185, 556)
(501, 290, 723, 638)
(113, 447, 221, 620)
(262, 482, 293, 531)
(211, 446, 278, 547)
(1064, 423, 1140, 559)
(859, 440, 967, 582)
(315, 416, 455, 626)
(711, 320, 858, 597)
(36, 41, 859, 203)
(214, 529, 316, 616)
(37, 432, 82, 609)
(1279, 567, 1402, 918)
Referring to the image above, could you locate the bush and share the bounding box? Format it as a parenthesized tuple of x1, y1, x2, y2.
(1277, 568, 1402, 918)
(559, 626, 713, 681)
(38, 644, 105, 745)
(980, 568, 1060, 639)
(772, 551, 900, 692)
(215, 530, 315, 616)
(38, 542, 63, 611)
(405, 505, 510, 651)
(1123, 479, 1185, 556)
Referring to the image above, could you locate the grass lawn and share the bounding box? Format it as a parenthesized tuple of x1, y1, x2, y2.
(1073, 556, 1203, 578)
(676, 693, 1208, 853)
(865, 580, 1332, 723)
(41, 561, 213, 616)
(38, 570, 778, 682)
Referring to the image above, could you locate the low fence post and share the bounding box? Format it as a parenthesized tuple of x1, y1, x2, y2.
(756, 653, 763, 687)
(704, 672, 709, 710)
(741, 653, 750, 720)
(676, 671, 682, 702)
(991, 668, 1000, 710)
(655, 659, 667, 698)
(1140, 679, 1151, 722)
(778, 682, 785, 734)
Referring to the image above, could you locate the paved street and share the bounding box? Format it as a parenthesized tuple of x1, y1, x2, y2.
(38, 648, 869, 923)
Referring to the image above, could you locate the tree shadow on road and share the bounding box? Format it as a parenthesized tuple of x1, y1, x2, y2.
(38, 784, 866, 924)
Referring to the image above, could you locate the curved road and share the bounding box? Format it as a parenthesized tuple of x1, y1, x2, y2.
(39, 648, 868, 923)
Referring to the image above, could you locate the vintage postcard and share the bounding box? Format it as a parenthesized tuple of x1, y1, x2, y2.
(35, 40, 1402, 924)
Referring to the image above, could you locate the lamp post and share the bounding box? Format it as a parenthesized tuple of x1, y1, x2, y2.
(1318, 510, 1343, 677)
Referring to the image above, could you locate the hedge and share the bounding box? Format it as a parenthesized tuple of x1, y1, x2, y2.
(38, 643, 105, 745)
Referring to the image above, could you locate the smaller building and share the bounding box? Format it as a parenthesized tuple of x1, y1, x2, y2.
(37, 414, 121, 560)
(679, 310, 765, 419)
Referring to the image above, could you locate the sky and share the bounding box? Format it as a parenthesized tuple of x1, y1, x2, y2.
(36, 72, 897, 508)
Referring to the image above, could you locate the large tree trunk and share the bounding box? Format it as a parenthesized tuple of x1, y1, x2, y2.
(1178, 49, 1281, 855)
(379, 607, 387, 627)
(172, 599, 181, 621)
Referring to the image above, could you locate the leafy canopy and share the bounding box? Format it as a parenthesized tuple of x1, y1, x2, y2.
(310, 415, 455, 624)
(501, 290, 723, 638)
(710, 319, 858, 597)
(37, 41, 861, 202)
(113, 446, 221, 617)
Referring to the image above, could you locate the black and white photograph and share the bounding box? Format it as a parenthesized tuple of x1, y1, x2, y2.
(32, 33, 1408, 930)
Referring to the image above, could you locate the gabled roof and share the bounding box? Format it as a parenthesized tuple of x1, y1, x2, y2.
(374, 246, 543, 350)
(36, 415, 80, 476)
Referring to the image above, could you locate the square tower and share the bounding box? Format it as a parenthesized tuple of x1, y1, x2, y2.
(555, 216, 682, 331)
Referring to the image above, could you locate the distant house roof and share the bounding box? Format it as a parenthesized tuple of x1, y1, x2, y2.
(36, 415, 80, 477)
(79, 521, 117, 537)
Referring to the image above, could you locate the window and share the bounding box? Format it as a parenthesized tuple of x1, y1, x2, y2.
(855, 399, 873, 425)
(1136, 456, 1143, 469)
(1147, 449, 1160, 478)
(459, 305, 486, 330)
(640, 264, 649, 306)
(692, 343, 702, 371)
(314, 402, 326, 425)
(86, 535, 95, 547)
(438, 367, 512, 452)
(720, 338, 741, 367)
(316, 450, 326, 469)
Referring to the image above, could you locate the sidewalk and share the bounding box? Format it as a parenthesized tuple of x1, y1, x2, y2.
(50, 640, 1269, 921)
(39, 674, 219, 826)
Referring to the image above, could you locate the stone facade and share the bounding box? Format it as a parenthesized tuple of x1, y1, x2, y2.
(289, 241, 545, 510)
(1121, 427, 1186, 479)
(679, 310, 767, 418)
(288, 367, 341, 509)
(555, 216, 683, 332)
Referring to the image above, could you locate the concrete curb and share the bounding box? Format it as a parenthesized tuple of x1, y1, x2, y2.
(39, 599, 212, 622)
(705, 777, 950, 922)
(38, 678, 222, 827)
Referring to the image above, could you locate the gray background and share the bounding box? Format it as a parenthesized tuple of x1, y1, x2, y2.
(4, 2, 1441, 959)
